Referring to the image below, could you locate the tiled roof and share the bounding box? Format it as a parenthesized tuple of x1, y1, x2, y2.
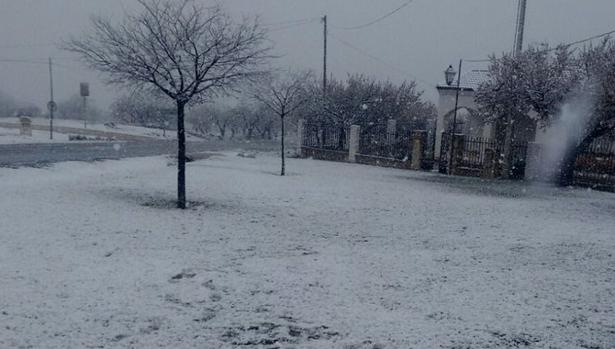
(437, 69, 490, 91)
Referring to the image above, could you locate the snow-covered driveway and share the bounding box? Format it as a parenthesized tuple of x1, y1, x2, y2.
(1, 153, 614, 348)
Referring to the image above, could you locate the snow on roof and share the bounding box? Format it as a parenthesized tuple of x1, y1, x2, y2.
(437, 67, 490, 91)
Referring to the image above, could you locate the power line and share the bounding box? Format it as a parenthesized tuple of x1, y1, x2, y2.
(0, 43, 56, 49)
(0, 58, 49, 65)
(547, 28, 615, 51)
(337, 0, 414, 30)
(329, 32, 434, 88)
(266, 18, 320, 33)
(264, 17, 320, 32)
(262, 17, 320, 27)
(461, 27, 615, 63)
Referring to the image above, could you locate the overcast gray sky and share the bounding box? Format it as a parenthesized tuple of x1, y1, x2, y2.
(1, 0, 614, 111)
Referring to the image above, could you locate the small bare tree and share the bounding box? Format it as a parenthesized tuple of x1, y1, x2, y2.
(64, 0, 270, 208)
(254, 70, 311, 176)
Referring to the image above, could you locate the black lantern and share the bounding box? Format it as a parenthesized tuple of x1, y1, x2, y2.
(444, 65, 456, 86)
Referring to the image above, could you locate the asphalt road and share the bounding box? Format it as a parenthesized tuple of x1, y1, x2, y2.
(0, 140, 278, 167)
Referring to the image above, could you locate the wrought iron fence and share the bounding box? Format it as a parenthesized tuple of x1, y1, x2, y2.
(439, 134, 528, 178)
(302, 123, 348, 151)
(358, 124, 411, 160)
(439, 133, 451, 173)
(574, 138, 615, 189)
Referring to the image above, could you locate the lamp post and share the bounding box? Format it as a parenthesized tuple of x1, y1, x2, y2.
(444, 60, 463, 174)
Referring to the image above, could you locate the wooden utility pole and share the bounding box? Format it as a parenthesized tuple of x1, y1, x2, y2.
(502, 0, 528, 179)
(80, 82, 90, 129)
(514, 0, 528, 55)
(48, 57, 55, 140)
(322, 15, 328, 97)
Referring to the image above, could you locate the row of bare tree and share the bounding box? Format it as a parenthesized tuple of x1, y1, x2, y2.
(0, 90, 43, 119)
(63, 0, 436, 208)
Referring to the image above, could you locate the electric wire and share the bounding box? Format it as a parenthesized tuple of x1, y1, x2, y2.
(337, 0, 414, 30)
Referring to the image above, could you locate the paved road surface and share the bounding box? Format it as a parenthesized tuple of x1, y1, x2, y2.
(0, 140, 277, 167)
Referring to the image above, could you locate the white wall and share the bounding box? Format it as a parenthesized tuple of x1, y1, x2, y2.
(434, 87, 489, 158)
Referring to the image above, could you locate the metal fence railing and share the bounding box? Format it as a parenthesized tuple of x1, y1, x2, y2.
(358, 124, 411, 161)
(439, 134, 528, 178)
(302, 123, 348, 151)
(574, 138, 615, 188)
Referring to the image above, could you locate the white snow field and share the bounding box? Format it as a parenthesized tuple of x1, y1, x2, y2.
(0, 126, 71, 144)
(0, 153, 614, 348)
(0, 117, 201, 143)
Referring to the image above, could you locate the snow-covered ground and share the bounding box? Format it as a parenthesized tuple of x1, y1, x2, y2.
(0, 127, 71, 144)
(26, 117, 176, 139)
(0, 117, 199, 143)
(1, 153, 614, 348)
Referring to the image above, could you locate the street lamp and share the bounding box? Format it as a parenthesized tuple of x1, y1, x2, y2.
(445, 60, 463, 175)
(444, 65, 456, 86)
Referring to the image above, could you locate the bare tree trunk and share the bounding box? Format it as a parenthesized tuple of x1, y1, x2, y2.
(281, 116, 285, 176)
(177, 100, 187, 209)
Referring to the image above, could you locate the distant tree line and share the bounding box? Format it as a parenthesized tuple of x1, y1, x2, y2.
(123, 73, 436, 141)
(0, 90, 42, 118)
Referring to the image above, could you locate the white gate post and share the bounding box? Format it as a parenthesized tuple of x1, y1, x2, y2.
(410, 130, 426, 170)
(348, 125, 361, 162)
(525, 142, 543, 180)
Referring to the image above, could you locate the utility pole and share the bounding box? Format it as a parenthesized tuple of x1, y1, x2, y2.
(502, 0, 528, 179)
(83, 96, 87, 129)
(514, 0, 528, 55)
(80, 82, 90, 129)
(48, 57, 55, 140)
(322, 15, 328, 97)
(448, 59, 463, 175)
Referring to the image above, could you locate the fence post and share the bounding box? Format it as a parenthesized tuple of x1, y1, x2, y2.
(20, 117, 32, 136)
(386, 119, 397, 145)
(525, 142, 543, 181)
(410, 130, 426, 170)
(482, 148, 496, 179)
(348, 125, 361, 163)
(449, 134, 465, 176)
(297, 119, 305, 157)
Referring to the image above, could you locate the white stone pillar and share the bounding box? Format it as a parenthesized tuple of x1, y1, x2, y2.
(348, 125, 361, 162)
(411, 130, 426, 170)
(525, 142, 543, 181)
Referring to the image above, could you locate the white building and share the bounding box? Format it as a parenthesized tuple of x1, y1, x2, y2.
(434, 66, 540, 159)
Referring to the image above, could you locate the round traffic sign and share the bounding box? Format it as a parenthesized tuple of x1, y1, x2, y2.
(47, 101, 57, 112)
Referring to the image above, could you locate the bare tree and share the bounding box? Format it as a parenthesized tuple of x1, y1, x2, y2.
(254, 70, 312, 176)
(64, 0, 270, 208)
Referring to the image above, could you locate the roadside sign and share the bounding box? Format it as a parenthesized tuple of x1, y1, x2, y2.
(47, 101, 57, 113)
(80, 82, 90, 97)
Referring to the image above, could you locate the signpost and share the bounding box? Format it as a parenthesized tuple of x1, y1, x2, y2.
(80, 82, 89, 128)
(47, 100, 57, 140)
(48, 58, 55, 139)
